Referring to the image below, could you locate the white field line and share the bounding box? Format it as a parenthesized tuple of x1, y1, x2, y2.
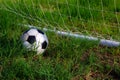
(21, 24, 120, 47)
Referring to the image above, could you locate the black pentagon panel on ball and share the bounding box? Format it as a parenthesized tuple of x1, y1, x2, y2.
(42, 41, 47, 49)
(37, 29, 44, 34)
(27, 36, 36, 44)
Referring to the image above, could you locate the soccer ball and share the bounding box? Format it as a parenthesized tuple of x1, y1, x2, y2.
(21, 28, 48, 54)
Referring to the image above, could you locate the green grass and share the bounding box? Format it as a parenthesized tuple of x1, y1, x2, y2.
(0, 0, 120, 80)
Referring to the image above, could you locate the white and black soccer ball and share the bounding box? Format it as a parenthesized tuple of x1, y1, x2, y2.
(21, 28, 48, 54)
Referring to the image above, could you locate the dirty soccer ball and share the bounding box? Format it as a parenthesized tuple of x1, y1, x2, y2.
(21, 28, 48, 54)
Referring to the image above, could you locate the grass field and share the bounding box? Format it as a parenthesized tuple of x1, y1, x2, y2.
(0, 0, 120, 80)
